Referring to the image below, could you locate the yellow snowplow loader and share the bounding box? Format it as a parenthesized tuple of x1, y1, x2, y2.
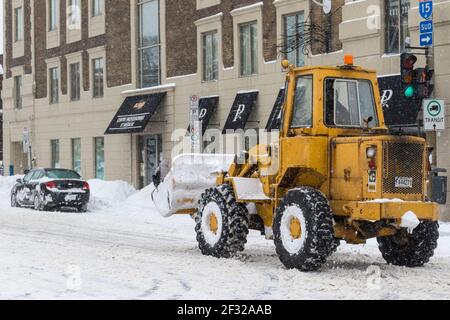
(152, 56, 442, 271)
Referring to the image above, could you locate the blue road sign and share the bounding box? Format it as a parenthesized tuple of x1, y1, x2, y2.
(420, 20, 433, 34)
(420, 32, 433, 46)
(419, 1, 433, 20)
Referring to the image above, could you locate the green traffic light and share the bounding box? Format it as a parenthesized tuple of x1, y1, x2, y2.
(404, 86, 414, 98)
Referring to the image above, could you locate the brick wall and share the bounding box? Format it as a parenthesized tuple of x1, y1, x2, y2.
(310, 0, 344, 55)
(17, 0, 132, 99)
(4, 0, 33, 78)
(165, 0, 278, 78)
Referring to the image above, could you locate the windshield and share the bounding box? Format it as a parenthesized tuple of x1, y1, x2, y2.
(325, 78, 378, 128)
(291, 75, 313, 128)
(45, 169, 81, 180)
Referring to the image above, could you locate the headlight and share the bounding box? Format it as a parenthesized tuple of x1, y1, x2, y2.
(366, 147, 377, 158)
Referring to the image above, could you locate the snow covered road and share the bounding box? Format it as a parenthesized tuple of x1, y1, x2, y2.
(1, 176, 450, 300)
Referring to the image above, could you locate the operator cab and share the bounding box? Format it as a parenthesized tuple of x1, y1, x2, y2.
(282, 55, 387, 137)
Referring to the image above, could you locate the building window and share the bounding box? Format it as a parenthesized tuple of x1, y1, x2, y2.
(202, 31, 218, 82)
(14, 7, 24, 42)
(240, 21, 258, 76)
(70, 63, 81, 101)
(92, 58, 104, 98)
(385, 0, 410, 54)
(284, 12, 305, 67)
(49, 0, 59, 31)
(94, 137, 105, 180)
(68, 0, 81, 27)
(138, 0, 161, 88)
(92, 0, 103, 17)
(49, 67, 59, 104)
(14, 76, 22, 110)
(51, 139, 60, 168)
(72, 138, 81, 174)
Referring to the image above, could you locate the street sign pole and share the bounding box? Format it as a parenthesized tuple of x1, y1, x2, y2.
(189, 95, 202, 154)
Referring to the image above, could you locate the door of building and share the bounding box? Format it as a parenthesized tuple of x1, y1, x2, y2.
(138, 134, 162, 188)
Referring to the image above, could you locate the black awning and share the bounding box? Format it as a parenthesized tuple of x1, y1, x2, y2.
(105, 92, 166, 135)
(187, 96, 219, 135)
(378, 75, 422, 126)
(222, 91, 259, 134)
(265, 88, 285, 131)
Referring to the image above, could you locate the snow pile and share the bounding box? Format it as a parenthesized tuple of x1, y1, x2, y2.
(400, 211, 420, 233)
(0, 175, 22, 209)
(87, 179, 137, 212)
(122, 183, 156, 210)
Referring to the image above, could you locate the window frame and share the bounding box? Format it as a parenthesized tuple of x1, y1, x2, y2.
(51, 139, 60, 169)
(137, 0, 161, 88)
(239, 21, 258, 77)
(283, 11, 305, 67)
(290, 74, 314, 129)
(202, 30, 219, 82)
(91, 0, 104, 17)
(49, 0, 59, 31)
(71, 138, 82, 174)
(14, 6, 24, 42)
(14, 75, 23, 110)
(384, 0, 410, 54)
(49, 67, 59, 104)
(70, 62, 81, 101)
(94, 137, 105, 180)
(68, 0, 81, 27)
(323, 77, 379, 129)
(92, 57, 104, 98)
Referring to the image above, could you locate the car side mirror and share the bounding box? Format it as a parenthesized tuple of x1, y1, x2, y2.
(16, 178, 23, 184)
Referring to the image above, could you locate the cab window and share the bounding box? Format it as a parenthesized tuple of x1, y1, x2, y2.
(325, 78, 378, 128)
(291, 75, 313, 128)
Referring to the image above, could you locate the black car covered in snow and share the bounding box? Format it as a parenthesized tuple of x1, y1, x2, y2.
(11, 168, 90, 212)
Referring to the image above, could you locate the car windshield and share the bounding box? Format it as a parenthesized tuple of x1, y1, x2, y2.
(325, 78, 379, 128)
(45, 169, 81, 180)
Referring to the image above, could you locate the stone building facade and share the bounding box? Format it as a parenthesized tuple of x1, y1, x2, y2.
(2, 0, 450, 218)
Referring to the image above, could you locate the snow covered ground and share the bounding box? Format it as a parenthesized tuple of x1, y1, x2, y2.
(0, 175, 449, 300)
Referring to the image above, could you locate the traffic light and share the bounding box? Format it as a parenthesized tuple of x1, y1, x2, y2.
(415, 67, 434, 99)
(400, 53, 417, 98)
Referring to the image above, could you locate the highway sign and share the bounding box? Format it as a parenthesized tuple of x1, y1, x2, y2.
(420, 33, 433, 46)
(420, 20, 433, 34)
(419, 1, 433, 20)
(424, 99, 445, 131)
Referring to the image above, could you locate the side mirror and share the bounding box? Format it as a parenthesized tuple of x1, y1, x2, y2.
(16, 178, 23, 184)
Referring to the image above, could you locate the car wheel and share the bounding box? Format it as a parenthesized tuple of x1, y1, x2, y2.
(11, 193, 20, 208)
(33, 193, 44, 211)
(77, 204, 88, 213)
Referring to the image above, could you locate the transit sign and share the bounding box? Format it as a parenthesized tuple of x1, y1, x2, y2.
(423, 99, 445, 131)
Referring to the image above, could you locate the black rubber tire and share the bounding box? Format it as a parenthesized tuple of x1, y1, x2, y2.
(377, 221, 439, 267)
(77, 204, 88, 213)
(33, 193, 44, 211)
(195, 184, 249, 258)
(273, 187, 336, 272)
(11, 193, 20, 208)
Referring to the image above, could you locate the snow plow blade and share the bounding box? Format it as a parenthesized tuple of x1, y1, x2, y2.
(151, 154, 236, 217)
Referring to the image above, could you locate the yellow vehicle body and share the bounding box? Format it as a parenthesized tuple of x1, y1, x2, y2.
(218, 62, 438, 244)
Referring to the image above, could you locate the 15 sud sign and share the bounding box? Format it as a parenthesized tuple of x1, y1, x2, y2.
(424, 99, 445, 131)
